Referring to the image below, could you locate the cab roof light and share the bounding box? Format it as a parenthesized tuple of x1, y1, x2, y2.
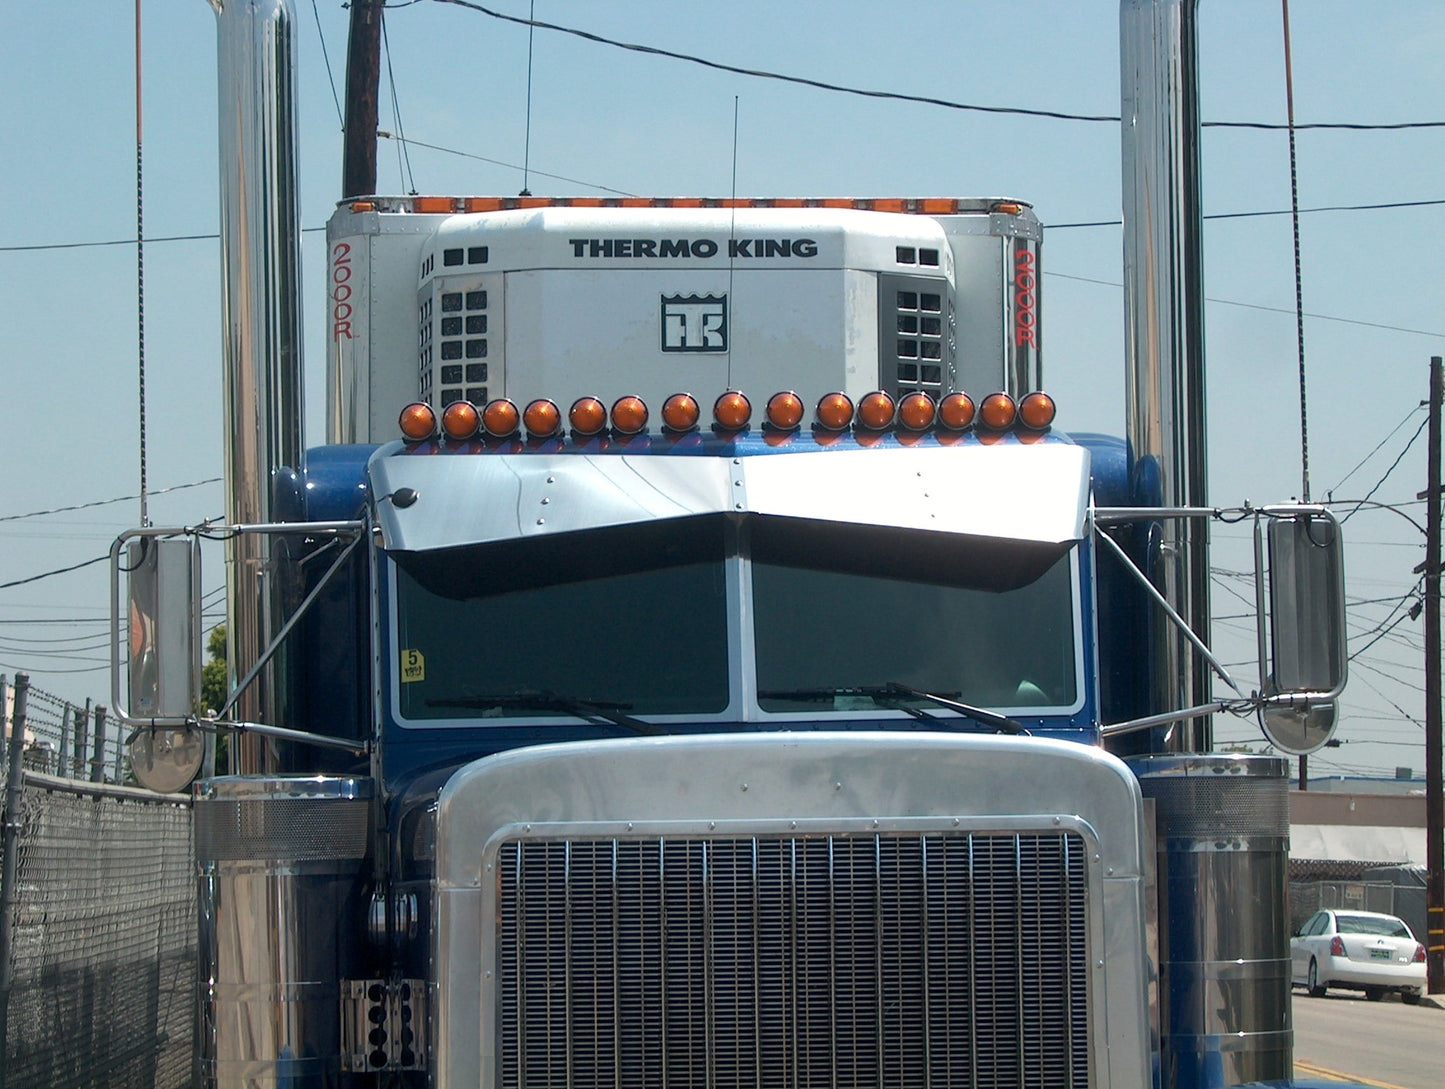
(857, 391, 897, 431)
(482, 398, 521, 437)
(897, 391, 937, 431)
(662, 393, 702, 432)
(937, 392, 976, 431)
(611, 395, 649, 435)
(523, 398, 562, 439)
(765, 391, 805, 430)
(403, 195, 995, 216)
(1018, 391, 1056, 431)
(441, 400, 481, 441)
(569, 397, 608, 437)
(399, 402, 437, 442)
(713, 391, 752, 431)
(978, 392, 1017, 431)
(814, 392, 855, 431)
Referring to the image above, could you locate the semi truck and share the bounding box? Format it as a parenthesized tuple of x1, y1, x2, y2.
(110, 2, 1355, 1088)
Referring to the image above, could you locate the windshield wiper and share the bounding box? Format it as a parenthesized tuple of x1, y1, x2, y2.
(883, 682, 1026, 735)
(425, 691, 668, 736)
(757, 683, 1025, 735)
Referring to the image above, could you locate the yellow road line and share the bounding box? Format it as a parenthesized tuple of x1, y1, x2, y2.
(1294, 1059, 1414, 1089)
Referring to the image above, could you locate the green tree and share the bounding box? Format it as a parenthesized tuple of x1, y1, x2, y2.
(201, 624, 227, 715)
(201, 625, 229, 773)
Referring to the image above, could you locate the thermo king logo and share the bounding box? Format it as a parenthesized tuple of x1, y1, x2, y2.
(661, 294, 728, 353)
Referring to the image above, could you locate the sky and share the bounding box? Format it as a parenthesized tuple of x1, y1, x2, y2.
(2, 0, 1444, 783)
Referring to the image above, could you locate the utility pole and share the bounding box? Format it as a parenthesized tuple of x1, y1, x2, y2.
(1424, 356, 1444, 994)
(342, 0, 384, 199)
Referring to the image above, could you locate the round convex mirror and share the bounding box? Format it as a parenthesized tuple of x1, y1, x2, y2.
(129, 724, 205, 793)
(1261, 699, 1337, 756)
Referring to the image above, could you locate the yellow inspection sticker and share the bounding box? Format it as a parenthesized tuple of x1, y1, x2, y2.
(401, 649, 425, 683)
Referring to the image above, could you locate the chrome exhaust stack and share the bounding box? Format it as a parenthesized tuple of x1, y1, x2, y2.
(210, 0, 306, 772)
(1119, 0, 1211, 752)
(1120, 15, 1291, 1089)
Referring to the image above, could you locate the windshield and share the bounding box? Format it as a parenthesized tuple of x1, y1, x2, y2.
(393, 519, 731, 719)
(750, 519, 1078, 713)
(390, 514, 1081, 725)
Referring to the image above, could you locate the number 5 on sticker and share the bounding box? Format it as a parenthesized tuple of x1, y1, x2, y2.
(401, 649, 425, 683)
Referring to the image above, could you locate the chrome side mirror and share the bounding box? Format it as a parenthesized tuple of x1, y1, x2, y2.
(1257, 508, 1347, 754)
(113, 532, 201, 723)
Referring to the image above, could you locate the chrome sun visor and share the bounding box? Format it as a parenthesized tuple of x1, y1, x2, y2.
(369, 442, 1091, 552)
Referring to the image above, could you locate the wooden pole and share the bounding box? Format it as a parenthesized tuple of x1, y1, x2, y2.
(1425, 356, 1443, 993)
(341, 0, 383, 199)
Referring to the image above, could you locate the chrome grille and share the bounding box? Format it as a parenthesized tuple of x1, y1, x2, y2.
(496, 831, 1090, 1089)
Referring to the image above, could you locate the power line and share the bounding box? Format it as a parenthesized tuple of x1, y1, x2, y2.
(0, 232, 214, 253)
(0, 554, 110, 592)
(9, 198, 1444, 263)
(310, 0, 346, 130)
(1329, 407, 1429, 496)
(0, 228, 324, 254)
(430, 0, 1120, 124)
(1350, 610, 1417, 661)
(0, 478, 221, 524)
(427, 0, 1445, 133)
(0, 618, 109, 626)
(381, 11, 417, 194)
(1050, 198, 1445, 231)
(378, 133, 638, 196)
(1052, 271, 1445, 339)
(1341, 415, 1430, 523)
(0, 659, 107, 676)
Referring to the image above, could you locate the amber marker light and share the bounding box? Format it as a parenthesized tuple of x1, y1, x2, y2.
(713, 391, 752, 430)
(662, 393, 701, 432)
(814, 392, 854, 431)
(482, 398, 521, 437)
(1019, 391, 1056, 431)
(523, 399, 562, 439)
(399, 402, 437, 442)
(979, 392, 1017, 430)
(610, 395, 649, 435)
(765, 391, 804, 430)
(897, 392, 937, 431)
(858, 391, 896, 431)
(568, 397, 608, 436)
(441, 400, 481, 440)
(937, 392, 975, 431)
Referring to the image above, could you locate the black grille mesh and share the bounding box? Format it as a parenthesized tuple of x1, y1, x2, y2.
(497, 831, 1089, 1089)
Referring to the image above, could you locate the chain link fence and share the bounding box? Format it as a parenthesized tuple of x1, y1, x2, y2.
(2, 673, 196, 1089)
(1289, 871, 1429, 947)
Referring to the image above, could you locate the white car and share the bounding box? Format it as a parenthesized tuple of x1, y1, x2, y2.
(1291, 909, 1425, 1004)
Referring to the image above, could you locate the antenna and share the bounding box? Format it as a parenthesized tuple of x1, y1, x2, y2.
(726, 96, 739, 389)
(1282, 0, 1310, 502)
(135, 0, 147, 527)
(521, 0, 536, 196)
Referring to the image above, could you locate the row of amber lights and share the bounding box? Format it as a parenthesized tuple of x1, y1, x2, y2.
(352, 196, 1026, 216)
(399, 390, 1055, 443)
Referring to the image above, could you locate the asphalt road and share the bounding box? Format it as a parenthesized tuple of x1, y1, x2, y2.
(1290, 984, 1444, 1089)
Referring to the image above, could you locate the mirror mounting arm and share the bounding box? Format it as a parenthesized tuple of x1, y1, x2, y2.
(1092, 520, 1244, 697)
